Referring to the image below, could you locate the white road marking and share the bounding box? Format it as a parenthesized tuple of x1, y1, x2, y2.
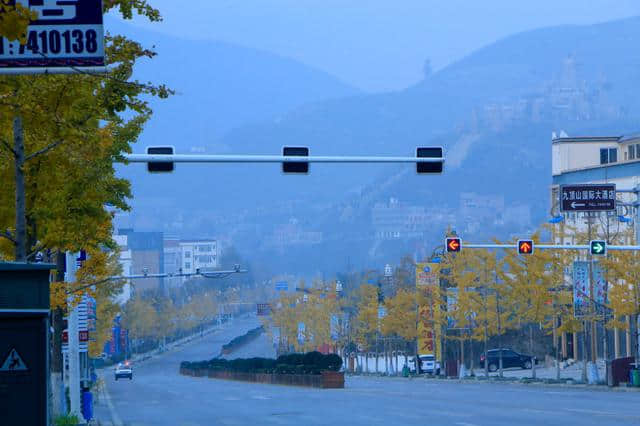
(101, 375, 123, 426)
(223, 396, 241, 401)
(455, 422, 480, 426)
(564, 408, 617, 416)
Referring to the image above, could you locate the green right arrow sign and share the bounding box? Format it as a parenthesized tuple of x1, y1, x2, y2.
(590, 240, 607, 256)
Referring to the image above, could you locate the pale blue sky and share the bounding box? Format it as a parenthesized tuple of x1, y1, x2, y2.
(119, 0, 640, 91)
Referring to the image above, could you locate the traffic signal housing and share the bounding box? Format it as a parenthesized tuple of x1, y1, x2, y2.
(446, 237, 461, 253)
(282, 146, 309, 174)
(590, 240, 607, 256)
(416, 147, 444, 174)
(517, 240, 534, 255)
(146, 146, 175, 173)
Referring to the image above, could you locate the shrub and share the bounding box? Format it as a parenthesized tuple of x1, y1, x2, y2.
(183, 351, 342, 375)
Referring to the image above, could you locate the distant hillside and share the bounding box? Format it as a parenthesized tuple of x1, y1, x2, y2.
(120, 16, 640, 272)
(106, 17, 359, 146)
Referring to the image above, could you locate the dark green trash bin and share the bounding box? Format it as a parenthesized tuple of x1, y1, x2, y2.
(632, 369, 640, 387)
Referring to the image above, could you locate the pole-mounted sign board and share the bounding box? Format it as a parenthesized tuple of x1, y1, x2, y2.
(560, 184, 616, 212)
(0, 0, 105, 74)
(0, 262, 54, 426)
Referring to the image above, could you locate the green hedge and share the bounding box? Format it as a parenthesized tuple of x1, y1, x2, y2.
(221, 326, 264, 353)
(181, 351, 342, 375)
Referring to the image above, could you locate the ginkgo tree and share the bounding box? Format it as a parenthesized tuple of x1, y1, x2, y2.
(499, 233, 562, 378)
(0, 1, 171, 378)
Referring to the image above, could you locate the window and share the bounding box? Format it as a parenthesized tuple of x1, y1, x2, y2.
(600, 148, 617, 164)
(198, 245, 212, 252)
(197, 255, 213, 263)
(636, 144, 640, 159)
(185, 262, 191, 269)
(185, 251, 191, 258)
(629, 144, 635, 160)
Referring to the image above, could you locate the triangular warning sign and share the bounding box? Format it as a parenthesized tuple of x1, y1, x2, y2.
(1, 348, 28, 371)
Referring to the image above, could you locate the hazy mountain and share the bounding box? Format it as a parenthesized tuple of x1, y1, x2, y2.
(123, 0, 640, 91)
(122, 16, 640, 273)
(106, 17, 359, 144)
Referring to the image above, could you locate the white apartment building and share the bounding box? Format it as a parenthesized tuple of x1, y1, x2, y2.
(551, 132, 640, 361)
(179, 240, 218, 282)
(551, 133, 640, 241)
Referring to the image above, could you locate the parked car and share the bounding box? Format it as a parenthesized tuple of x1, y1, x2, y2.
(408, 354, 441, 375)
(479, 349, 537, 372)
(115, 362, 133, 380)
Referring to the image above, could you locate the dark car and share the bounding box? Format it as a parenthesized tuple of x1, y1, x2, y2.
(479, 349, 536, 372)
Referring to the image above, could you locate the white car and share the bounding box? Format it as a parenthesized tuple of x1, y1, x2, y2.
(114, 362, 133, 381)
(409, 354, 440, 375)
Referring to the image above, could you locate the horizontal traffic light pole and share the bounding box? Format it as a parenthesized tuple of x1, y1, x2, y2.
(463, 244, 640, 251)
(123, 154, 445, 164)
(66, 268, 248, 295)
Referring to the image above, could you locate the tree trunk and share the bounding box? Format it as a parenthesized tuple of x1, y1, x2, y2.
(13, 116, 27, 262)
(582, 321, 588, 382)
(484, 323, 489, 378)
(531, 323, 536, 379)
(469, 332, 474, 376)
(496, 294, 503, 378)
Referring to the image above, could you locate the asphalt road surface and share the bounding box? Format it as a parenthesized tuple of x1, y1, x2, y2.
(95, 319, 640, 426)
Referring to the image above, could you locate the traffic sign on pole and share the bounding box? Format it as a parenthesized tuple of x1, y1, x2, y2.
(446, 237, 461, 253)
(517, 240, 534, 255)
(560, 184, 616, 212)
(146, 146, 175, 173)
(0, 0, 106, 75)
(590, 240, 607, 256)
(416, 147, 444, 174)
(282, 146, 309, 174)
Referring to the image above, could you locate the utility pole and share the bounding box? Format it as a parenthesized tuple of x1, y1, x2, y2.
(65, 251, 82, 422)
(586, 214, 598, 383)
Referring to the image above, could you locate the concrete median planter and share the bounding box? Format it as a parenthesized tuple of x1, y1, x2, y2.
(181, 368, 344, 389)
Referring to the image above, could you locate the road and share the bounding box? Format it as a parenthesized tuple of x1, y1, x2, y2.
(95, 319, 640, 426)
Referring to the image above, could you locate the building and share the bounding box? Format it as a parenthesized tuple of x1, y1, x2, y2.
(113, 234, 132, 305)
(264, 218, 323, 249)
(372, 198, 430, 240)
(117, 229, 165, 293)
(179, 240, 218, 282)
(550, 132, 639, 361)
(163, 236, 182, 288)
(551, 133, 639, 240)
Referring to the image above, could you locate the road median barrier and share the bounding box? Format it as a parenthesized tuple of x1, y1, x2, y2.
(180, 351, 344, 389)
(219, 326, 264, 356)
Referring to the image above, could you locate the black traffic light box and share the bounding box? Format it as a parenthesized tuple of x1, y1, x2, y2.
(416, 147, 444, 174)
(282, 146, 309, 174)
(590, 240, 606, 256)
(147, 146, 175, 173)
(517, 240, 534, 255)
(446, 237, 461, 253)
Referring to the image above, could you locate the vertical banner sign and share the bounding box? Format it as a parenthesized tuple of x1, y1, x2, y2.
(330, 315, 340, 341)
(0, 0, 105, 72)
(446, 288, 458, 329)
(573, 261, 589, 317)
(592, 262, 608, 314)
(416, 263, 441, 360)
(297, 322, 305, 345)
(377, 305, 387, 332)
(573, 261, 608, 317)
(272, 327, 280, 346)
